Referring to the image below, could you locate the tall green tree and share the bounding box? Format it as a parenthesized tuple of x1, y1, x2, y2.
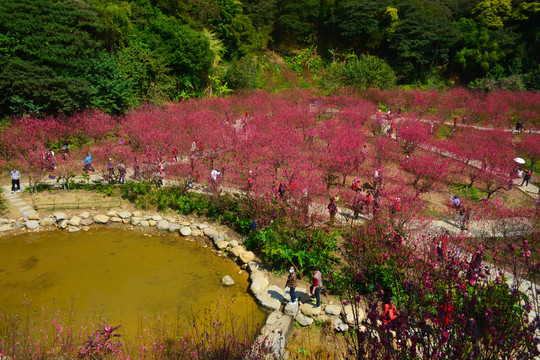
(0, 0, 108, 116)
(141, 14, 213, 91)
(387, 0, 459, 83)
(325, 0, 391, 53)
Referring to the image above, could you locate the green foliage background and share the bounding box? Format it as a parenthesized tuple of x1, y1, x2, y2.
(0, 0, 539, 118)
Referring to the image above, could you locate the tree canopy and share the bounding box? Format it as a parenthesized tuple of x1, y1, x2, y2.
(0, 0, 538, 118)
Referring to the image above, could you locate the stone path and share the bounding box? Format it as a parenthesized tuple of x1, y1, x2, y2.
(2, 185, 36, 219)
(438, 119, 540, 135)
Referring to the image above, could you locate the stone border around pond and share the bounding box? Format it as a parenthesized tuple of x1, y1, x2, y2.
(0, 210, 364, 359)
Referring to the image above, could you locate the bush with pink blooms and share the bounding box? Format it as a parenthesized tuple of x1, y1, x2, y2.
(0, 88, 539, 358)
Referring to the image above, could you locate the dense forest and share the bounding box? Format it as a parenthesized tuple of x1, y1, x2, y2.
(0, 0, 539, 117)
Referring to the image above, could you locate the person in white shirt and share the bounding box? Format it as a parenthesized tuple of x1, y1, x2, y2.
(210, 169, 221, 184)
(10, 169, 21, 193)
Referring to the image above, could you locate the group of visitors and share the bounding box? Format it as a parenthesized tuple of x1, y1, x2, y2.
(285, 265, 323, 309)
(518, 168, 533, 187)
(107, 158, 127, 184)
(350, 188, 383, 220)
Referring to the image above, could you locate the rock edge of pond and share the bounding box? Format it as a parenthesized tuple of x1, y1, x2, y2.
(0, 210, 363, 359)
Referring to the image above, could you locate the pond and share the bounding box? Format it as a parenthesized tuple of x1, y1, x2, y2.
(0, 229, 266, 337)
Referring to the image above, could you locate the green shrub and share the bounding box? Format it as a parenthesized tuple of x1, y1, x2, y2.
(0, 188, 6, 216)
(224, 56, 262, 90)
(321, 54, 396, 92)
(245, 222, 338, 276)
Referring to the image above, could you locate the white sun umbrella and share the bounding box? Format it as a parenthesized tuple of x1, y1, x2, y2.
(513, 157, 526, 164)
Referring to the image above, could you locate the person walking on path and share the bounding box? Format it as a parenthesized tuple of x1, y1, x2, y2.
(461, 206, 472, 231)
(83, 153, 95, 173)
(328, 197, 338, 225)
(107, 158, 114, 179)
(310, 266, 323, 308)
(520, 169, 532, 187)
(10, 168, 21, 193)
(117, 161, 126, 184)
(210, 169, 221, 187)
(285, 266, 297, 305)
(450, 195, 461, 209)
(133, 158, 141, 180)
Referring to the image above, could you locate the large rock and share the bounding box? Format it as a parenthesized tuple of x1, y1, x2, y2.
(342, 304, 366, 326)
(325, 304, 341, 316)
(94, 215, 110, 224)
(168, 223, 181, 232)
(197, 223, 208, 230)
(79, 211, 90, 219)
(250, 276, 269, 295)
(248, 261, 261, 272)
(28, 213, 40, 221)
(68, 226, 80, 233)
(203, 227, 217, 237)
(107, 210, 118, 217)
(221, 275, 235, 287)
(69, 216, 82, 227)
(118, 210, 132, 219)
(239, 251, 255, 264)
(250, 270, 265, 281)
(151, 214, 163, 221)
(81, 218, 93, 226)
(156, 220, 170, 230)
(284, 301, 299, 315)
(25, 220, 40, 230)
(333, 318, 349, 332)
(212, 234, 224, 245)
(301, 303, 322, 317)
(140, 220, 150, 227)
(0, 218, 10, 225)
(216, 241, 229, 250)
(148, 220, 157, 227)
(256, 285, 284, 311)
(41, 217, 56, 227)
(57, 219, 69, 229)
(284, 288, 311, 304)
(53, 212, 68, 221)
(130, 217, 141, 226)
(191, 229, 202, 237)
(229, 240, 239, 248)
(265, 311, 283, 326)
(295, 287, 312, 303)
(295, 313, 314, 327)
(132, 211, 142, 217)
(179, 227, 192, 236)
(230, 245, 245, 257)
(110, 217, 122, 223)
(255, 312, 294, 359)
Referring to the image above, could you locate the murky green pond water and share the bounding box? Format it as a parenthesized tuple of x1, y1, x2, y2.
(0, 229, 265, 336)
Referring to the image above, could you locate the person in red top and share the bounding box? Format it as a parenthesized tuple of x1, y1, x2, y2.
(439, 294, 454, 327)
(382, 299, 397, 324)
(247, 170, 254, 191)
(390, 196, 401, 215)
(310, 266, 323, 308)
(328, 197, 338, 226)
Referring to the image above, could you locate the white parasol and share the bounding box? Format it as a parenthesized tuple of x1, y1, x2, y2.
(513, 157, 526, 164)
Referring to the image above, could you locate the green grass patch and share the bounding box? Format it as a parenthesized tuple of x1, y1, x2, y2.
(450, 182, 489, 202)
(436, 123, 453, 139)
